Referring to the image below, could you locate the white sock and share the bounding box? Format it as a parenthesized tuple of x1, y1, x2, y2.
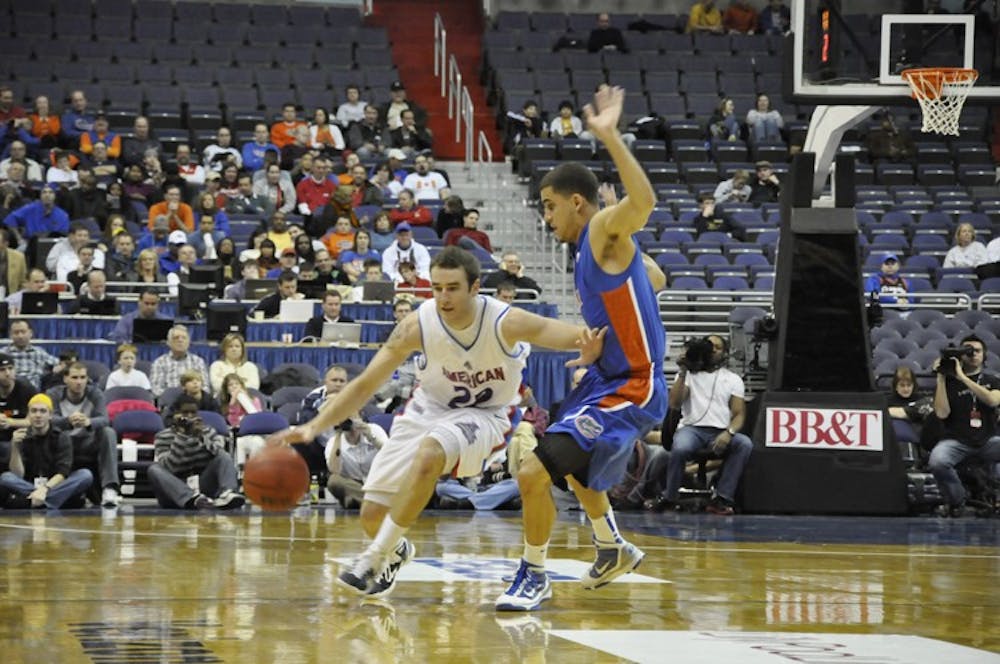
(522, 541, 548, 568)
(371, 515, 407, 556)
(590, 509, 624, 545)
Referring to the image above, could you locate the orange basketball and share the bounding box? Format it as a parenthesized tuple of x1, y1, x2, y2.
(242, 446, 311, 511)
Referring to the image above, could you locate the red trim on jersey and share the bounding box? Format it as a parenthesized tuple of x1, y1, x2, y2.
(599, 279, 651, 373)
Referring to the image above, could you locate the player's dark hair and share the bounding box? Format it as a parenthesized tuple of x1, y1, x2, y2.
(540, 162, 599, 206)
(430, 246, 480, 289)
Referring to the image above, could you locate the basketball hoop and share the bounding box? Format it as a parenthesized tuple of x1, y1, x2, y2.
(901, 67, 978, 136)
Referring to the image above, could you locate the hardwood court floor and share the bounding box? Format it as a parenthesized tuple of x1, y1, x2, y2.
(0, 507, 998, 663)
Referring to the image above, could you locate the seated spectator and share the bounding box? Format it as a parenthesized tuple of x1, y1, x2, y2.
(187, 214, 226, 262)
(713, 169, 751, 204)
(324, 411, 388, 509)
(0, 140, 43, 181)
(336, 85, 367, 128)
(369, 211, 396, 253)
(928, 335, 1000, 518)
(39, 349, 77, 392)
(648, 336, 753, 514)
(388, 189, 432, 227)
(386, 108, 433, 157)
(370, 161, 404, 200)
(381, 223, 431, 282)
(708, 98, 741, 142)
(132, 246, 166, 287)
(746, 94, 783, 143)
(165, 243, 198, 296)
(45, 150, 78, 189)
(203, 126, 242, 173)
(105, 225, 136, 280)
(549, 100, 584, 139)
(46, 361, 121, 506)
(69, 269, 119, 316)
(759, 0, 790, 35)
(65, 170, 108, 223)
(339, 229, 381, 283)
(687, 0, 724, 33)
(1, 319, 56, 389)
(60, 90, 95, 148)
(266, 246, 299, 279)
(122, 163, 159, 209)
(494, 281, 517, 304)
(158, 230, 188, 274)
(348, 163, 384, 208)
(194, 189, 230, 234)
(864, 254, 909, 306)
(887, 364, 932, 458)
(46, 221, 103, 279)
(147, 394, 245, 510)
(376, 297, 413, 343)
(219, 372, 261, 430)
(149, 324, 209, 398)
(271, 103, 308, 150)
(322, 215, 356, 261)
(105, 343, 151, 390)
(242, 123, 280, 173)
(226, 171, 272, 215)
(0, 162, 36, 219)
(444, 208, 493, 253)
(378, 81, 428, 131)
(5, 269, 48, 316)
(346, 104, 386, 161)
(147, 184, 194, 233)
(304, 290, 355, 339)
(434, 195, 465, 238)
(943, 222, 989, 269)
(867, 112, 915, 163)
(173, 143, 205, 187)
(482, 251, 542, 298)
(723, 0, 759, 33)
(121, 116, 161, 169)
(506, 100, 547, 177)
(79, 113, 121, 158)
(252, 163, 296, 216)
(313, 248, 351, 287)
(161, 368, 220, 421)
(309, 108, 345, 157)
(745, 162, 781, 207)
(223, 259, 260, 300)
(28, 95, 59, 152)
(108, 288, 168, 343)
(280, 125, 313, 173)
(587, 12, 628, 52)
(395, 260, 432, 299)
(251, 270, 302, 319)
(64, 244, 101, 294)
(0, 393, 93, 509)
(255, 238, 280, 273)
(693, 195, 733, 235)
(402, 154, 449, 202)
(295, 156, 336, 219)
(84, 142, 120, 189)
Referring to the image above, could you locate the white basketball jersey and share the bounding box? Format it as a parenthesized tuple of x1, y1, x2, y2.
(414, 295, 529, 410)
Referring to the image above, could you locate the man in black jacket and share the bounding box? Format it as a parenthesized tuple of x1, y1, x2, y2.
(303, 291, 355, 340)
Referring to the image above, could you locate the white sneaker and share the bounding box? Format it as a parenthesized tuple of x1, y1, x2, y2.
(581, 538, 644, 590)
(213, 490, 246, 510)
(101, 487, 121, 508)
(495, 559, 552, 612)
(338, 547, 393, 595)
(366, 538, 415, 599)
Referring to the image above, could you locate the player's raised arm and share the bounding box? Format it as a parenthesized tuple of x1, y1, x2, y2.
(583, 86, 656, 239)
(268, 313, 422, 446)
(501, 307, 605, 367)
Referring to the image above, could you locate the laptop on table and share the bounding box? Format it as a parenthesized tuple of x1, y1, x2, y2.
(361, 281, 395, 303)
(21, 292, 59, 315)
(321, 322, 363, 345)
(278, 298, 316, 323)
(133, 318, 174, 343)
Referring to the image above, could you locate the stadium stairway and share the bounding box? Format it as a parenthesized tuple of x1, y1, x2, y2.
(438, 158, 576, 319)
(371, 0, 503, 161)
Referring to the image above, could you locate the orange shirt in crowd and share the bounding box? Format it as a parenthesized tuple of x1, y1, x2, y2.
(147, 201, 195, 232)
(270, 120, 307, 149)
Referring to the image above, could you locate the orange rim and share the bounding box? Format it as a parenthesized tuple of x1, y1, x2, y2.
(901, 67, 978, 100)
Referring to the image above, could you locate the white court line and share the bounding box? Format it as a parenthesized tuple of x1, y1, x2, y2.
(0, 519, 997, 560)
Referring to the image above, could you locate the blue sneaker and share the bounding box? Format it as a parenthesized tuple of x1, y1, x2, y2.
(366, 538, 415, 599)
(495, 559, 552, 611)
(581, 539, 644, 590)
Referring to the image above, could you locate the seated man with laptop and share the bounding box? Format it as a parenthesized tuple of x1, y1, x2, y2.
(251, 271, 303, 319)
(303, 290, 355, 340)
(67, 270, 119, 316)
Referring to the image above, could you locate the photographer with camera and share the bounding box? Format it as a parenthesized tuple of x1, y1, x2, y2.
(928, 335, 1000, 517)
(147, 395, 245, 511)
(324, 413, 388, 509)
(647, 335, 753, 515)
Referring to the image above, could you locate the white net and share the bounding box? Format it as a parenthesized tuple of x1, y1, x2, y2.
(902, 68, 978, 136)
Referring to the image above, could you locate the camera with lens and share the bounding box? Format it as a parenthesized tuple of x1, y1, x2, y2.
(334, 419, 354, 432)
(678, 337, 717, 373)
(936, 346, 974, 375)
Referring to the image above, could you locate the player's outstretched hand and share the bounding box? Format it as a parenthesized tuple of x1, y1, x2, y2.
(582, 85, 624, 142)
(266, 425, 312, 448)
(566, 326, 607, 367)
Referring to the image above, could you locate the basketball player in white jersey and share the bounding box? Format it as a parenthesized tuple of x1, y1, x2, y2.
(269, 246, 605, 598)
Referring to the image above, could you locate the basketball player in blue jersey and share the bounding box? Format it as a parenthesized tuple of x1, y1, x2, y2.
(496, 86, 668, 611)
(269, 246, 606, 599)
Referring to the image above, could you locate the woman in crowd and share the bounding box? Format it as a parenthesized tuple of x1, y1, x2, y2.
(942, 222, 989, 268)
(369, 211, 395, 253)
(709, 98, 741, 142)
(133, 249, 164, 288)
(886, 365, 933, 467)
(256, 238, 279, 273)
(219, 373, 262, 429)
(746, 93, 783, 143)
(309, 108, 345, 157)
(209, 332, 261, 395)
(339, 229, 380, 284)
